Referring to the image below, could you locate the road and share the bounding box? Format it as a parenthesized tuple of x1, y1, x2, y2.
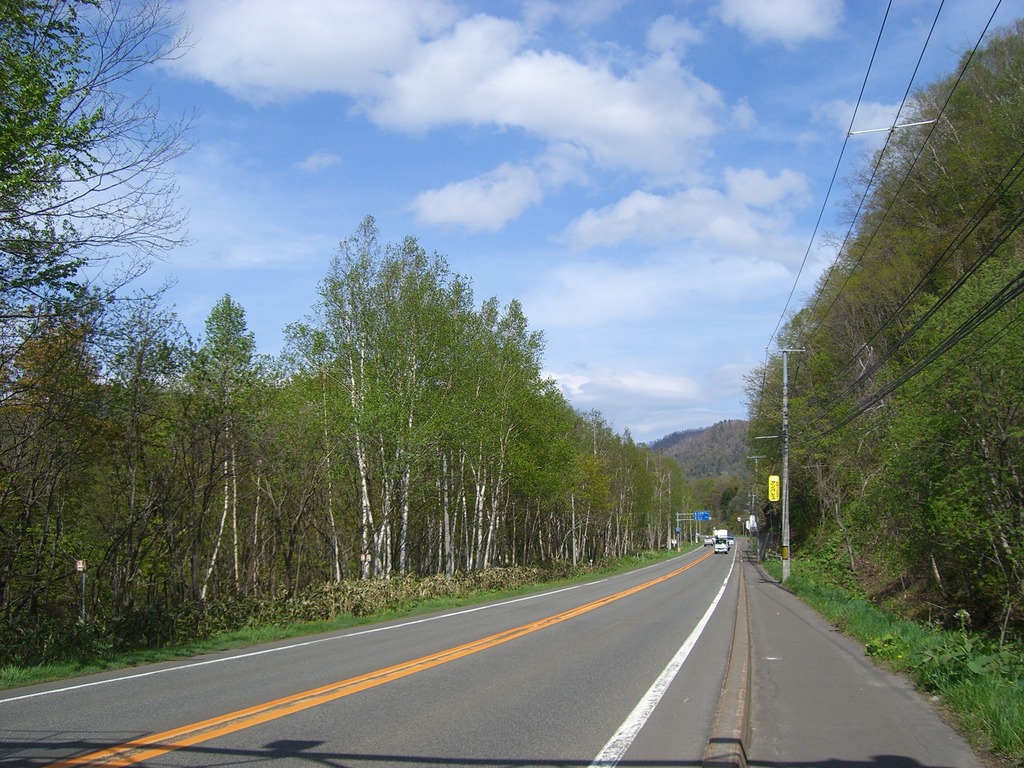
(0, 541, 987, 768)
(1, 547, 738, 767)
(742, 547, 986, 768)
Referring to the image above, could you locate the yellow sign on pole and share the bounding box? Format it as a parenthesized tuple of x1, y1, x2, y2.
(768, 475, 780, 502)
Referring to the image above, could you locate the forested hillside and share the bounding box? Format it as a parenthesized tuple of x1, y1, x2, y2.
(650, 419, 748, 479)
(0, 5, 688, 665)
(747, 20, 1024, 642)
(649, 421, 751, 527)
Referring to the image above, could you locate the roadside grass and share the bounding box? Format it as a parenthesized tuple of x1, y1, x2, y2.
(0, 548, 686, 692)
(765, 558, 1024, 764)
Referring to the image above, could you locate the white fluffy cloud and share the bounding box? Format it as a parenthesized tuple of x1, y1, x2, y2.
(174, 0, 459, 100)
(724, 167, 808, 207)
(562, 169, 809, 254)
(717, 0, 843, 46)
(527, 258, 680, 328)
(412, 164, 543, 231)
(646, 14, 703, 55)
(368, 16, 724, 174)
(553, 368, 701, 407)
(293, 151, 342, 173)
(544, 364, 708, 442)
(174, 2, 725, 177)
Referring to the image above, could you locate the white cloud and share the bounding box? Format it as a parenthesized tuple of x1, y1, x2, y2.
(544, 363, 737, 440)
(524, 246, 790, 334)
(536, 142, 591, 187)
(174, 3, 725, 177)
(411, 145, 586, 233)
(371, 14, 526, 129)
(731, 98, 757, 130)
(527, 257, 680, 328)
(293, 151, 342, 173)
(171, 144, 334, 270)
(518, 0, 625, 32)
(551, 367, 700, 404)
(375, 18, 723, 173)
(174, 0, 459, 102)
(647, 15, 702, 56)
(717, 0, 843, 46)
(411, 163, 543, 231)
(724, 167, 809, 207)
(562, 176, 807, 253)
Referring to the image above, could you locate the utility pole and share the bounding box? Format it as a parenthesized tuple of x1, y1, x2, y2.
(747, 455, 765, 516)
(76, 559, 87, 622)
(781, 348, 803, 582)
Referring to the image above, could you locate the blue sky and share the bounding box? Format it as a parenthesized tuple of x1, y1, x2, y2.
(135, 0, 1014, 443)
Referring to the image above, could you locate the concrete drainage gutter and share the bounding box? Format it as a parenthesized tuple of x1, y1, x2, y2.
(703, 553, 751, 768)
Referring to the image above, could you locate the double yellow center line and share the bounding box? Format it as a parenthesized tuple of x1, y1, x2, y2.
(50, 551, 713, 767)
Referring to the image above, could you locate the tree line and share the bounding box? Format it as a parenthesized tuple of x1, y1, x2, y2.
(0, 212, 691, 662)
(0, 2, 695, 664)
(746, 20, 1024, 643)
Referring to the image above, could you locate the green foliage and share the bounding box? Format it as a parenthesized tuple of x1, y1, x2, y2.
(0, 0, 95, 295)
(747, 19, 1024, 643)
(790, 531, 865, 594)
(0, 557, 642, 668)
(0, 216, 691, 665)
(0, 615, 107, 667)
(652, 419, 749, 479)
(0, 0, 696, 683)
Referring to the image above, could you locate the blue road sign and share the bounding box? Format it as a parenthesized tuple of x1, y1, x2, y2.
(693, 510, 711, 521)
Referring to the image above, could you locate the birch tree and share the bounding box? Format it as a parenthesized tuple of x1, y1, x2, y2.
(189, 295, 259, 601)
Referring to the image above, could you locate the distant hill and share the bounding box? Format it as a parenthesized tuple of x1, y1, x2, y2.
(649, 420, 749, 479)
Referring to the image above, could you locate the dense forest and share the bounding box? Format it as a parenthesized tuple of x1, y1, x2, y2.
(1, 213, 693, 663)
(747, 20, 1024, 643)
(0, 2, 690, 664)
(650, 420, 748, 479)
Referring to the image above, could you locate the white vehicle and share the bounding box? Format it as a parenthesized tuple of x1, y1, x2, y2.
(703, 536, 715, 546)
(714, 540, 729, 554)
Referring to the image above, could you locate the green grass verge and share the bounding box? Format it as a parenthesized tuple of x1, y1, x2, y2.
(766, 558, 1024, 764)
(0, 548, 687, 692)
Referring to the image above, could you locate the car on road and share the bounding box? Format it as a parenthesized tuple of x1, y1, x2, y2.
(703, 536, 715, 546)
(714, 540, 729, 554)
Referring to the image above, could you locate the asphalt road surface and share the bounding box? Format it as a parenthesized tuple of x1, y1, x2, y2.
(742, 549, 985, 768)
(1, 542, 987, 768)
(1, 547, 739, 767)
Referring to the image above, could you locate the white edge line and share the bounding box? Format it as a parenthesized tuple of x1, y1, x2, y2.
(0, 580, 608, 706)
(0, 551, 699, 706)
(590, 554, 735, 767)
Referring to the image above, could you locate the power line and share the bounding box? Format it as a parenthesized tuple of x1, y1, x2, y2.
(805, 0, 1004, 388)
(760, 1, 1013, 441)
(763, 0, 895, 356)
(808, 201, 1024, 441)
(814, 148, 1024, 415)
(802, 0, 950, 344)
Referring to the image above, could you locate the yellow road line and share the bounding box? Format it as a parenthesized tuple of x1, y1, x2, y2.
(50, 551, 713, 767)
